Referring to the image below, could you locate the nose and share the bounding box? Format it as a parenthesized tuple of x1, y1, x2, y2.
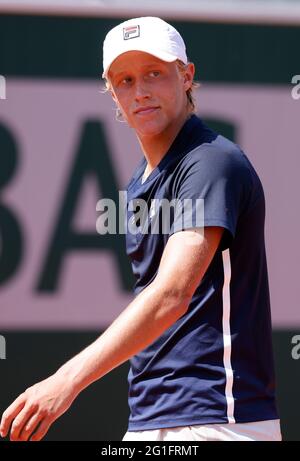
(134, 78, 151, 102)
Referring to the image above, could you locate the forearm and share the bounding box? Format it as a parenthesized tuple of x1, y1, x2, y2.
(57, 282, 189, 396)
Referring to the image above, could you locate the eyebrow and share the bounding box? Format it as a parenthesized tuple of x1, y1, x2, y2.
(110, 62, 167, 79)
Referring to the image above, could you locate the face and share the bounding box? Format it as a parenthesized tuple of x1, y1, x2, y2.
(107, 51, 195, 138)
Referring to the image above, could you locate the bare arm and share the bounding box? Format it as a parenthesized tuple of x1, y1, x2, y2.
(0, 226, 223, 441)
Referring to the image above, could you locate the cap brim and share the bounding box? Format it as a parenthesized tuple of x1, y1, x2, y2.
(102, 48, 179, 79)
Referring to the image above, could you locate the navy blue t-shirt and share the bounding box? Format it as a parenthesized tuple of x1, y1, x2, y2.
(124, 114, 279, 431)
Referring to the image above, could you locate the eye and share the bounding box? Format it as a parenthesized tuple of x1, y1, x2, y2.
(149, 70, 160, 78)
(118, 76, 133, 86)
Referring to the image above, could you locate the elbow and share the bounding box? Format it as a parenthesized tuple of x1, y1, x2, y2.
(152, 283, 191, 320)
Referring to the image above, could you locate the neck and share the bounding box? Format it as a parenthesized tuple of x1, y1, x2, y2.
(137, 109, 191, 174)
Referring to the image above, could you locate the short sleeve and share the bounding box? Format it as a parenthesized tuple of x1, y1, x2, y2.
(168, 146, 252, 249)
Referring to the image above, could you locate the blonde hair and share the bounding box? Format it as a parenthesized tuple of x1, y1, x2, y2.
(175, 59, 200, 113)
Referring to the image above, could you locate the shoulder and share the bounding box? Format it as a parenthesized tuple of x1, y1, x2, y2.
(175, 134, 254, 184)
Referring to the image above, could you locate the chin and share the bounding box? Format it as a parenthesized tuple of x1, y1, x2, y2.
(133, 119, 169, 137)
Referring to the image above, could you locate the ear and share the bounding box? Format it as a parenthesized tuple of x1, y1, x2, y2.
(183, 62, 195, 92)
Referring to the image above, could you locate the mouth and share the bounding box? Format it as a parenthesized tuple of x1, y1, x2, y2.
(134, 106, 160, 116)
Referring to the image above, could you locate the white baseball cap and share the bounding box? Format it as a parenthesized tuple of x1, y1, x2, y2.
(102, 16, 188, 79)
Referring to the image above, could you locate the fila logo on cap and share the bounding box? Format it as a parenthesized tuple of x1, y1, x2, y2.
(123, 25, 140, 40)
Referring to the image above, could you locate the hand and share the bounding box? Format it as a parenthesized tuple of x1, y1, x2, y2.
(0, 372, 78, 441)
